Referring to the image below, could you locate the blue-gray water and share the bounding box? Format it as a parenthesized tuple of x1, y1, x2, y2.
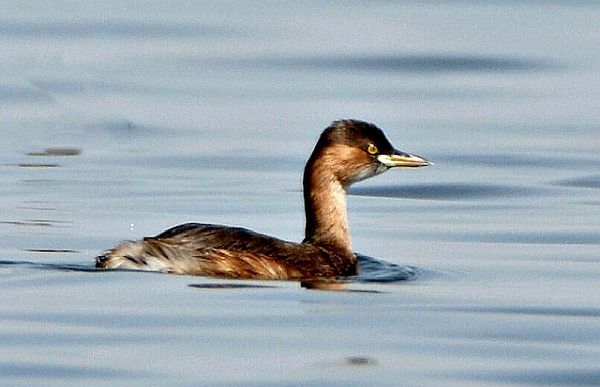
(1, 1, 599, 385)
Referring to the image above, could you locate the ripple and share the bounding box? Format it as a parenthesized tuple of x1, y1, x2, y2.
(133, 154, 300, 172)
(26, 148, 81, 157)
(0, 84, 53, 103)
(0, 361, 153, 380)
(1, 220, 54, 227)
(24, 249, 79, 254)
(350, 183, 534, 200)
(456, 368, 600, 386)
(344, 356, 377, 366)
(427, 305, 600, 318)
(206, 54, 553, 73)
(0, 219, 72, 228)
(0, 20, 237, 38)
(89, 120, 147, 136)
(554, 175, 600, 189)
(31, 78, 155, 96)
(456, 231, 600, 245)
(356, 254, 420, 282)
(0, 260, 97, 272)
(434, 153, 600, 169)
(16, 206, 56, 211)
(189, 283, 277, 289)
(1, 163, 61, 168)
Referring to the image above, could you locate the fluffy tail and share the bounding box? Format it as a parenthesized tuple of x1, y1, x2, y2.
(95, 240, 172, 272)
(96, 238, 295, 279)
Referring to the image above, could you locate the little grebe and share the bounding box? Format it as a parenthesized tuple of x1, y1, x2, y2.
(96, 120, 431, 279)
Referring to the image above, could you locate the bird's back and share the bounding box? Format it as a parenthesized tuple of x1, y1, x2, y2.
(96, 223, 356, 279)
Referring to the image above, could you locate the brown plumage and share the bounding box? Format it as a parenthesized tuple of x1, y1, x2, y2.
(96, 120, 431, 280)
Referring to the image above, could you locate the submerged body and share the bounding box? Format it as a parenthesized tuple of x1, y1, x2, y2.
(96, 120, 430, 280)
(99, 223, 355, 279)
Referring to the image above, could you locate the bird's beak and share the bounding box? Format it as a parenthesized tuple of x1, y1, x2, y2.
(377, 150, 432, 168)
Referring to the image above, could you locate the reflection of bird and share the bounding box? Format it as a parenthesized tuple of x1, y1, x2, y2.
(96, 120, 431, 280)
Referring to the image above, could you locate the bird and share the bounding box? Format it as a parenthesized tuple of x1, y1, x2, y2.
(96, 119, 431, 280)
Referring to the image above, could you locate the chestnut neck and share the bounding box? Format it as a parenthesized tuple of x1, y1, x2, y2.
(302, 147, 354, 258)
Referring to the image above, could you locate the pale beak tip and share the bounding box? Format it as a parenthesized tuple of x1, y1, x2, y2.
(378, 152, 432, 168)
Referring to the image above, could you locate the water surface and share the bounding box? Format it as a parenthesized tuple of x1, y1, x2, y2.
(1, 1, 599, 386)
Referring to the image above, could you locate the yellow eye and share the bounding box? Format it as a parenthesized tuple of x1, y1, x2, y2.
(367, 144, 378, 155)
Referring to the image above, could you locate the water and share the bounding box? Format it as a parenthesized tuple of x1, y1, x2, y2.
(1, 1, 599, 385)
